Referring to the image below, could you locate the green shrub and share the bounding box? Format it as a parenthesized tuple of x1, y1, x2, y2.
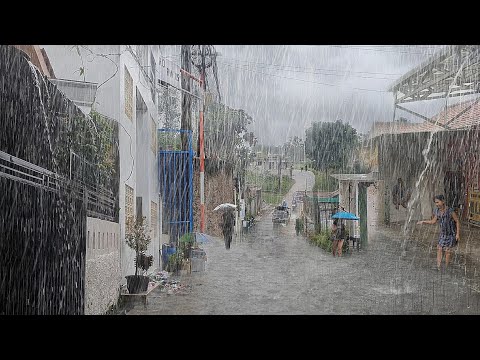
(308, 230, 332, 252)
(309, 230, 350, 254)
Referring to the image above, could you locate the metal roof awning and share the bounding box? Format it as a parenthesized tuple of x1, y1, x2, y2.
(304, 189, 339, 203)
(389, 45, 480, 104)
(49, 78, 98, 114)
(304, 196, 339, 203)
(330, 172, 379, 182)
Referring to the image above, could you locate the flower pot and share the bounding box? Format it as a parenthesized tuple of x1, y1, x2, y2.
(125, 275, 150, 294)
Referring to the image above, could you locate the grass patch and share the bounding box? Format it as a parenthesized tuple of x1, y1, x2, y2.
(247, 171, 294, 205)
(263, 192, 283, 205)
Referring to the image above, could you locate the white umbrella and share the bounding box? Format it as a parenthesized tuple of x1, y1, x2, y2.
(213, 203, 237, 211)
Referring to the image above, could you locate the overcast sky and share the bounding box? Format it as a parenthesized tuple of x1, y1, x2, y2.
(211, 45, 472, 145)
(44, 45, 472, 146)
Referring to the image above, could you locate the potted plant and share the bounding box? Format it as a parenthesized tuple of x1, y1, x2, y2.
(166, 252, 182, 273)
(125, 215, 153, 294)
(179, 232, 194, 258)
(166, 233, 194, 273)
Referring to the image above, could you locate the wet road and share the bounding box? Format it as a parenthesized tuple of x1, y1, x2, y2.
(127, 170, 480, 315)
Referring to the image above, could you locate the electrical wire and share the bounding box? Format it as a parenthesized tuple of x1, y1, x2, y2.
(217, 59, 400, 80)
(216, 56, 404, 77)
(217, 61, 391, 93)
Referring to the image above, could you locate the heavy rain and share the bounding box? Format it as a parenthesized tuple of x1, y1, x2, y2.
(1, 44, 480, 315)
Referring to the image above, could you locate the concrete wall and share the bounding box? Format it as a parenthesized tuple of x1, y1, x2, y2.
(375, 131, 471, 227)
(85, 217, 121, 315)
(119, 46, 160, 278)
(367, 182, 382, 228)
(375, 180, 386, 224)
(338, 180, 360, 237)
(376, 132, 426, 226)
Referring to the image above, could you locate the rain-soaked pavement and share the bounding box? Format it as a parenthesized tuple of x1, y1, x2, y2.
(127, 170, 480, 315)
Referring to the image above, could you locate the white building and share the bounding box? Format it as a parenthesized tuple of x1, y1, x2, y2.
(43, 45, 165, 314)
(257, 154, 291, 172)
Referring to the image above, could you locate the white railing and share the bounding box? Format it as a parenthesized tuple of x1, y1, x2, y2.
(0, 149, 116, 222)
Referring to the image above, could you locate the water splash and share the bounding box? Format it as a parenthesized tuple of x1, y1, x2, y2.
(26, 60, 57, 171)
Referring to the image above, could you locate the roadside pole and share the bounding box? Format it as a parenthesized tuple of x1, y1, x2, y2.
(199, 72, 205, 233)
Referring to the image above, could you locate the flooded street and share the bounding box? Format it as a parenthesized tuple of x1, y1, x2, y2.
(4, 45, 480, 316)
(128, 171, 480, 314)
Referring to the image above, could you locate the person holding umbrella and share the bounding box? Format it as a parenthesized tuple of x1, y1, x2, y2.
(331, 210, 359, 256)
(214, 203, 237, 250)
(331, 219, 346, 257)
(221, 210, 235, 250)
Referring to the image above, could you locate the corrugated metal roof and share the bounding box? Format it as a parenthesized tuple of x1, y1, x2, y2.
(369, 99, 480, 139)
(330, 172, 379, 181)
(431, 99, 480, 129)
(369, 121, 443, 139)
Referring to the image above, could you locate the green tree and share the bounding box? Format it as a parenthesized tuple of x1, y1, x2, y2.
(305, 120, 358, 171)
(204, 102, 253, 164)
(158, 86, 181, 129)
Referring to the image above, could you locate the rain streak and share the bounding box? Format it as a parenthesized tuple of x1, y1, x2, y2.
(1, 45, 480, 315)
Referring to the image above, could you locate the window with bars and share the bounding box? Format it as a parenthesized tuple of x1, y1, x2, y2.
(124, 66, 133, 121)
(151, 201, 158, 238)
(125, 185, 134, 233)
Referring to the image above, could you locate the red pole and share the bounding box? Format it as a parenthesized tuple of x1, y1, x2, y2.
(199, 73, 206, 233)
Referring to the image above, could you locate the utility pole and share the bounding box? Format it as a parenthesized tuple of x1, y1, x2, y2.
(190, 45, 218, 233)
(180, 65, 203, 233)
(192, 47, 207, 234)
(180, 45, 192, 150)
(199, 69, 206, 233)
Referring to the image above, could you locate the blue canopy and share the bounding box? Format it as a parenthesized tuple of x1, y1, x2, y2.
(332, 211, 359, 220)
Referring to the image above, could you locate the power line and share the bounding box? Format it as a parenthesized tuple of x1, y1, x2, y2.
(217, 61, 390, 93)
(168, 53, 405, 77)
(218, 56, 404, 76)
(167, 45, 440, 58)
(217, 58, 400, 80)
(165, 47, 433, 92)
(325, 45, 439, 55)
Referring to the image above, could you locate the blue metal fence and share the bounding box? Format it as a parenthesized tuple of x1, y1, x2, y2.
(158, 129, 193, 244)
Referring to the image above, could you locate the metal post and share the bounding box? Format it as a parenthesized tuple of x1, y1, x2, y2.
(392, 92, 397, 122)
(278, 155, 281, 201)
(358, 183, 368, 249)
(199, 72, 205, 233)
(234, 186, 238, 236)
(188, 131, 193, 233)
(303, 137, 306, 164)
